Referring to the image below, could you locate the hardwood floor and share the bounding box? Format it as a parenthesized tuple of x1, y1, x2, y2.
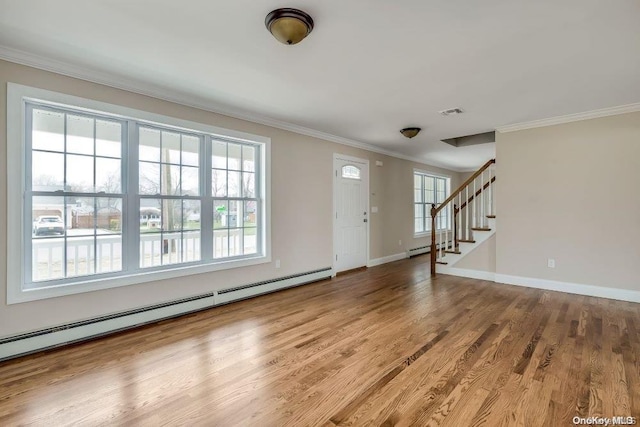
(1, 256, 639, 426)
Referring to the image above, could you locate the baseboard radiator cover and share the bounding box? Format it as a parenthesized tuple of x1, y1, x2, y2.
(215, 267, 333, 304)
(0, 267, 333, 362)
(407, 241, 453, 258)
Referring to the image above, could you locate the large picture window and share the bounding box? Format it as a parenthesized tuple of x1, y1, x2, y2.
(8, 84, 269, 302)
(414, 171, 450, 234)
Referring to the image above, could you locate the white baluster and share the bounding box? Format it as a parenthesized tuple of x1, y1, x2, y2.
(73, 246, 79, 275)
(492, 165, 496, 216)
(488, 167, 493, 217)
(48, 247, 53, 278)
(434, 210, 437, 260)
(480, 171, 487, 227)
(442, 207, 446, 255)
(457, 193, 461, 249)
(465, 186, 469, 240)
(94, 243, 98, 273)
(436, 213, 439, 259)
(32, 247, 37, 281)
(473, 178, 477, 229)
(441, 209, 444, 257)
(439, 212, 443, 259)
(109, 242, 114, 271)
(450, 204, 452, 252)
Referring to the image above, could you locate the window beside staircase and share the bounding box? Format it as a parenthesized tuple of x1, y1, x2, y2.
(414, 171, 450, 235)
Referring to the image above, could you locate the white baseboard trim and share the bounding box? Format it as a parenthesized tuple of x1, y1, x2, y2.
(438, 268, 640, 303)
(437, 267, 496, 281)
(494, 274, 640, 303)
(0, 267, 333, 362)
(367, 252, 407, 267)
(215, 268, 333, 305)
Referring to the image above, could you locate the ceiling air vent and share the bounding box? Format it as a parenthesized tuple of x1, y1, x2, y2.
(439, 108, 464, 116)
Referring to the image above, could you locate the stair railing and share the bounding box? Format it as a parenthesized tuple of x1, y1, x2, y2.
(430, 159, 496, 275)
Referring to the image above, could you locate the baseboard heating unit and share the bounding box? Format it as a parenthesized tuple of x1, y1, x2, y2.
(407, 241, 453, 258)
(0, 267, 333, 362)
(407, 245, 430, 257)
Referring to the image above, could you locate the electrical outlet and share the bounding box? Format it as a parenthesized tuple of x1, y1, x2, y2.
(547, 258, 555, 268)
(275, 259, 281, 269)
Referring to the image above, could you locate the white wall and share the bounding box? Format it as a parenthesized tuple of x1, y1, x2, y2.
(456, 234, 496, 272)
(0, 60, 462, 337)
(495, 112, 640, 291)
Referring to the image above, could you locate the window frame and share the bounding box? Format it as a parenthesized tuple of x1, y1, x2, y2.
(7, 83, 271, 304)
(26, 103, 129, 284)
(413, 169, 451, 237)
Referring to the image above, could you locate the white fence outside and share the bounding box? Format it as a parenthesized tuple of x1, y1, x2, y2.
(32, 230, 256, 281)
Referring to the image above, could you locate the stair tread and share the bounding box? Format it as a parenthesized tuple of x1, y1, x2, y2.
(471, 227, 492, 231)
(444, 250, 461, 254)
(459, 239, 476, 243)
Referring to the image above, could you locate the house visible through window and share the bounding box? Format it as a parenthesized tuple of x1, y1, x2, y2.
(14, 92, 268, 297)
(414, 171, 450, 234)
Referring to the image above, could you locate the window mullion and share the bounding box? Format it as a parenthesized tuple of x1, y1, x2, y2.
(24, 104, 35, 285)
(419, 175, 424, 232)
(256, 145, 263, 256)
(62, 112, 69, 278)
(125, 120, 139, 272)
(201, 135, 213, 260)
(422, 175, 427, 233)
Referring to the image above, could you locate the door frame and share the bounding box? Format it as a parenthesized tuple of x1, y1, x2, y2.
(332, 153, 370, 275)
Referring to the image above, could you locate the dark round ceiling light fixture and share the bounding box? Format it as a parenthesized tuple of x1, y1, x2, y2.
(265, 8, 314, 45)
(400, 127, 421, 139)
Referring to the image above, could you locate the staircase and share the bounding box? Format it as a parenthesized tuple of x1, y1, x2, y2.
(431, 159, 496, 276)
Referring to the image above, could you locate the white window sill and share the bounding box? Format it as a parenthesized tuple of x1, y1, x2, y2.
(8, 255, 270, 305)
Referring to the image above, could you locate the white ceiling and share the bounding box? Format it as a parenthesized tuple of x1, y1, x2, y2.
(1, 0, 639, 171)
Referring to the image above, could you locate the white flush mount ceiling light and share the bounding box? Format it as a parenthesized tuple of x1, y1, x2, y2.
(265, 8, 314, 45)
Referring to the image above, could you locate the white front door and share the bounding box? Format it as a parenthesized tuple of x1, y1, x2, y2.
(334, 155, 369, 272)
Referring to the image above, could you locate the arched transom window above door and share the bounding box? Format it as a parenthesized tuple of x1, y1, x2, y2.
(341, 165, 361, 180)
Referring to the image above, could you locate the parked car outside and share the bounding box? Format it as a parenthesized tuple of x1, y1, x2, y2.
(33, 215, 65, 236)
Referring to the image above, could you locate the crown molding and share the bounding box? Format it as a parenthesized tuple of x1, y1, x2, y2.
(496, 103, 640, 133)
(0, 45, 464, 172)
